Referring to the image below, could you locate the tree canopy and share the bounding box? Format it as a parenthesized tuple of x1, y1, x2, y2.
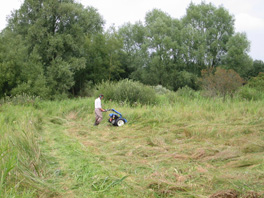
(0, 1, 257, 98)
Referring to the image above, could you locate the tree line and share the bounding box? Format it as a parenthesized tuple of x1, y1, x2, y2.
(0, 0, 263, 99)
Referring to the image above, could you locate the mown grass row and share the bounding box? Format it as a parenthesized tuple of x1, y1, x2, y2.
(1, 94, 264, 197)
(46, 96, 264, 197)
(86, 96, 264, 197)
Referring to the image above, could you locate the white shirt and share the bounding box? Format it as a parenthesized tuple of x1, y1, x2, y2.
(95, 97, 102, 109)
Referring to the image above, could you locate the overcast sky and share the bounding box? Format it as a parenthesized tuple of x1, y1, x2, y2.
(0, 0, 263, 61)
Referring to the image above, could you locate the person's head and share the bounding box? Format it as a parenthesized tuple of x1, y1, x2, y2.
(99, 94, 104, 99)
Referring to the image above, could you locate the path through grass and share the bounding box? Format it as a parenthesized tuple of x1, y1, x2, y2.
(39, 97, 264, 197)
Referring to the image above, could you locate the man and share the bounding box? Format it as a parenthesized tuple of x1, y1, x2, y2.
(94, 94, 106, 126)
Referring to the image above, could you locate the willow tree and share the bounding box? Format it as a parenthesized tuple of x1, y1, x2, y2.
(222, 32, 253, 79)
(2, 0, 104, 98)
(182, 2, 235, 68)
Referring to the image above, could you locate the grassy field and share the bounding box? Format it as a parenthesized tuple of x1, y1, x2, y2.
(1, 95, 264, 197)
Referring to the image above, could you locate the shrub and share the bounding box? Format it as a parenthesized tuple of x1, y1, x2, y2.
(176, 86, 200, 98)
(237, 86, 260, 101)
(153, 85, 171, 95)
(172, 71, 199, 91)
(94, 79, 157, 105)
(247, 72, 264, 91)
(200, 67, 244, 98)
(79, 81, 94, 97)
(93, 80, 117, 101)
(237, 73, 264, 100)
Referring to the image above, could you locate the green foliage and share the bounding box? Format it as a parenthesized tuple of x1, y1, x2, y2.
(118, 22, 146, 79)
(223, 33, 253, 78)
(104, 27, 124, 81)
(247, 73, 264, 91)
(249, 60, 264, 77)
(0, 32, 27, 97)
(122, 2, 237, 91)
(200, 67, 244, 98)
(237, 86, 261, 101)
(0, 1, 258, 99)
(1, 0, 104, 98)
(176, 86, 200, 98)
(74, 29, 125, 95)
(237, 73, 264, 100)
(182, 2, 235, 67)
(94, 79, 157, 105)
(153, 85, 171, 95)
(173, 71, 199, 90)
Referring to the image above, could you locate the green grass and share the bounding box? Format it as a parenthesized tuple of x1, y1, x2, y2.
(1, 96, 264, 197)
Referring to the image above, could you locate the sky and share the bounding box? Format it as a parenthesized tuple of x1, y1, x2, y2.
(0, 0, 263, 61)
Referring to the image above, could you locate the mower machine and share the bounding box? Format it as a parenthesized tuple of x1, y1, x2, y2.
(105, 109, 127, 127)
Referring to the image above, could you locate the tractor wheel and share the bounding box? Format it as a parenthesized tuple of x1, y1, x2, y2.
(116, 118, 125, 127)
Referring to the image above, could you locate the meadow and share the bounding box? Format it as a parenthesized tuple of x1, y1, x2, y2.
(0, 93, 264, 198)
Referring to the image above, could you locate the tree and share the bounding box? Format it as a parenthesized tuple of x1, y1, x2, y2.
(182, 2, 235, 68)
(222, 32, 253, 78)
(246, 72, 264, 92)
(10, 49, 51, 98)
(118, 22, 147, 79)
(3, 0, 104, 98)
(200, 67, 244, 98)
(0, 30, 27, 97)
(248, 60, 264, 77)
(143, 9, 175, 87)
(104, 26, 124, 81)
(125, 3, 237, 91)
(74, 28, 124, 95)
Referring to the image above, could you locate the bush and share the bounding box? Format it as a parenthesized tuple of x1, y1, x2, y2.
(237, 73, 264, 100)
(237, 86, 260, 101)
(79, 81, 94, 97)
(200, 67, 244, 98)
(93, 80, 117, 101)
(176, 86, 200, 98)
(173, 71, 199, 90)
(153, 85, 171, 95)
(94, 79, 157, 105)
(247, 72, 264, 91)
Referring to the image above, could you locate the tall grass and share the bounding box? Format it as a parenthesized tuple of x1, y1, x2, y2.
(0, 102, 57, 197)
(1, 86, 264, 197)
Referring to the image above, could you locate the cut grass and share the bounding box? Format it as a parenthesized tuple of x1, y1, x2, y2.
(45, 97, 263, 197)
(1, 96, 264, 197)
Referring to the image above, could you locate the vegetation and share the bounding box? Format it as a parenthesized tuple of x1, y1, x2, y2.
(94, 79, 157, 105)
(238, 73, 264, 101)
(1, 0, 264, 99)
(200, 67, 244, 98)
(1, 0, 264, 197)
(0, 100, 57, 197)
(1, 89, 264, 197)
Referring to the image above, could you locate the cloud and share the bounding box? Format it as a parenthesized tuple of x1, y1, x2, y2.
(235, 13, 264, 32)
